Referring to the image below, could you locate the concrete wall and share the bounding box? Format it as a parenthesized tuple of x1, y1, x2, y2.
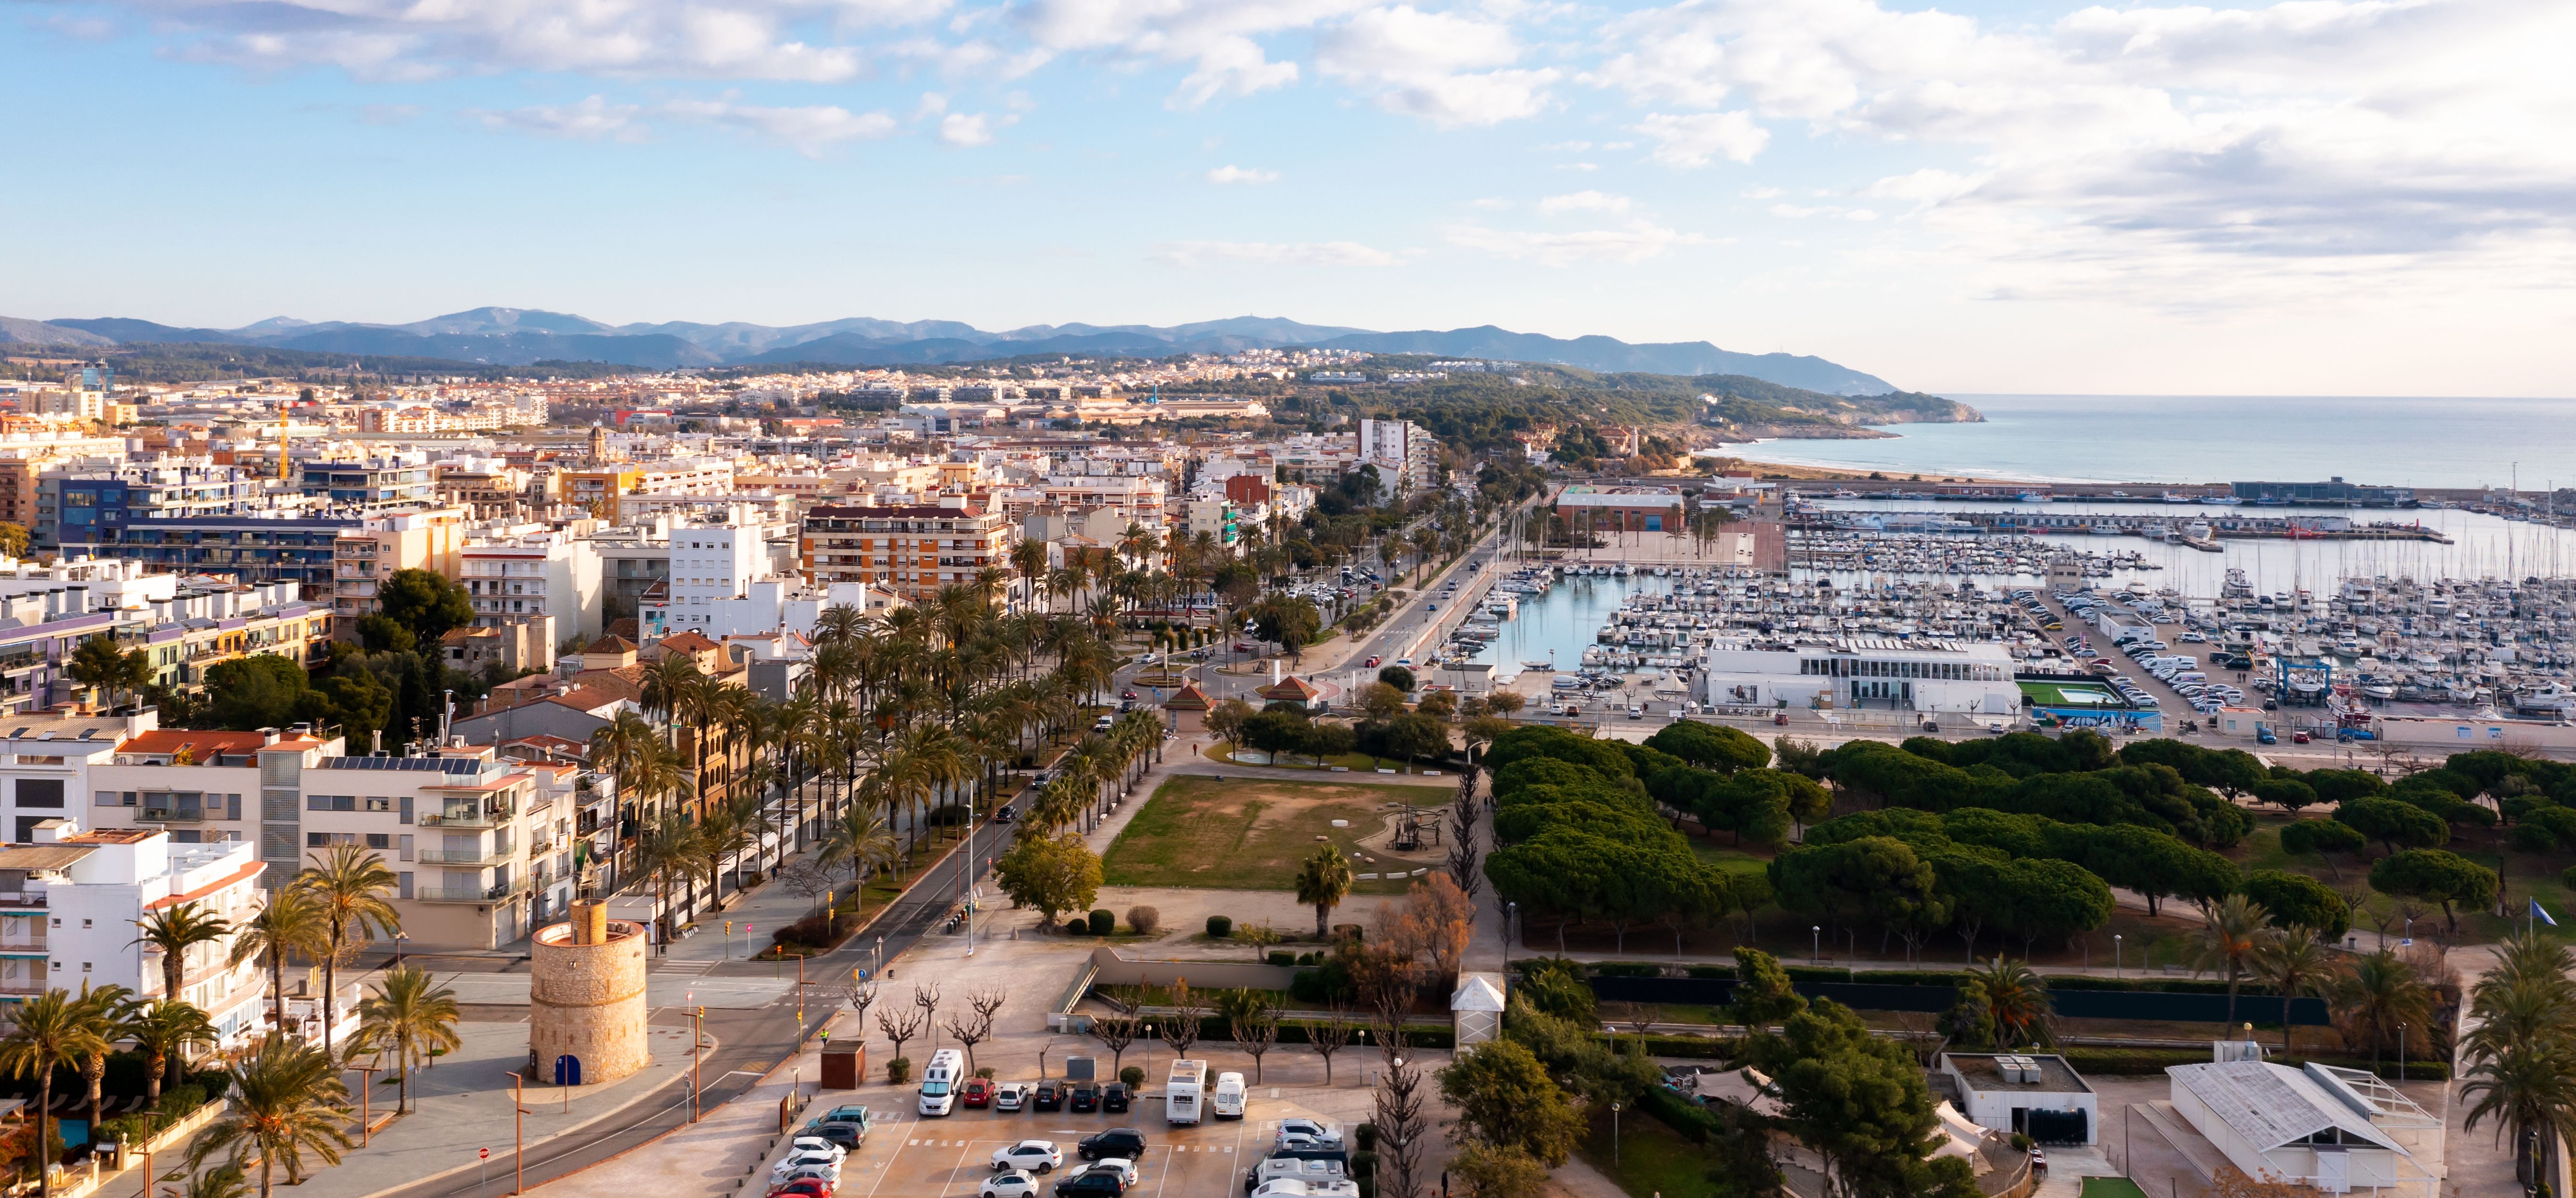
(529, 917, 652, 1086)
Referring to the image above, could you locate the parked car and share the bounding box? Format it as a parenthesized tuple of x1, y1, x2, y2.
(1078, 1160, 1139, 1192)
(1034, 1081, 1063, 1111)
(803, 1122, 866, 1150)
(1102, 1082, 1130, 1113)
(994, 1082, 1030, 1112)
(1363, 655, 1382, 668)
(787, 1138, 848, 1163)
(963, 1079, 995, 1108)
(982, 1172, 1041, 1198)
(769, 1181, 833, 1198)
(1070, 1083, 1100, 1113)
(991, 1140, 1064, 1173)
(1050, 1174, 1124, 1198)
(1079, 1129, 1148, 1161)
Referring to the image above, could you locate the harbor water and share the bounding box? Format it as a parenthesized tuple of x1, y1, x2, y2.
(1456, 573, 1679, 681)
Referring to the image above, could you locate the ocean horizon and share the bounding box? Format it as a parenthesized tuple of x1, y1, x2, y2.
(1734, 393, 2576, 490)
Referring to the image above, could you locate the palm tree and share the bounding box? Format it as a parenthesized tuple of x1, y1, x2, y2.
(1296, 846, 1355, 938)
(176, 1163, 252, 1198)
(1964, 958, 2052, 1049)
(631, 813, 702, 952)
(640, 653, 702, 748)
(231, 888, 328, 1037)
(0, 990, 108, 1198)
(131, 901, 234, 1005)
(125, 1000, 219, 1110)
(185, 1036, 353, 1198)
(815, 808, 899, 902)
(74, 984, 134, 1138)
(291, 844, 402, 1062)
(2456, 932, 2576, 1186)
(2190, 893, 2270, 1027)
(2249, 928, 2337, 1052)
(2331, 948, 2435, 1069)
(352, 966, 463, 1115)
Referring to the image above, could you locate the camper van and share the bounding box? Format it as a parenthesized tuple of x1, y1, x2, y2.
(1166, 1060, 1208, 1125)
(1211, 1072, 1247, 1120)
(919, 1049, 965, 1116)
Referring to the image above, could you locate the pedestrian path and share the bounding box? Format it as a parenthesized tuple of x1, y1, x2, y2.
(431, 969, 794, 1010)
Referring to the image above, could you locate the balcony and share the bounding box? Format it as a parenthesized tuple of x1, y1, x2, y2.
(419, 807, 508, 828)
(141, 806, 206, 823)
(416, 847, 513, 867)
(413, 876, 532, 904)
(0, 935, 44, 952)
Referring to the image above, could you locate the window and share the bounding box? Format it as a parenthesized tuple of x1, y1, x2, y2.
(366, 833, 391, 849)
(17, 780, 64, 809)
(364, 797, 392, 812)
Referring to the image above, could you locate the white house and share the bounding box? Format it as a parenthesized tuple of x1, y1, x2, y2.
(2165, 1059, 2441, 1195)
(1938, 1053, 2098, 1145)
(0, 822, 270, 1047)
(1700, 636, 2021, 717)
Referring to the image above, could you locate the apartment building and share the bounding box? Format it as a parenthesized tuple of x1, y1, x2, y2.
(462, 528, 604, 642)
(644, 507, 781, 636)
(802, 502, 1011, 603)
(558, 458, 734, 522)
(110, 511, 364, 594)
(299, 455, 438, 510)
(328, 506, 470, 631)
(40, 461, 265, 552)
(0, 432, 127, 533)
(136, 580, 334, 694)
(1359, 418, 1436, 493)
(434, 460, 538, 519)
(0, 824, 269, 1045)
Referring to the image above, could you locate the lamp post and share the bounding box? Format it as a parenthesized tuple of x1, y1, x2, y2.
(1506, 902, 1516, 951)
(1611, 1102, 1622, 1169)
(2113, 934, 2122, 978)
(1811, 925, 1821, 965)
(392, 931, 409, 969)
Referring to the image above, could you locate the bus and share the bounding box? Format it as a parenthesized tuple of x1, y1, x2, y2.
(1165, 1060, 1207, 1125)
(919, 1049, 965, 1116)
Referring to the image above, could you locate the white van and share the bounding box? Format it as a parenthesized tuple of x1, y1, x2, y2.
(918, 1049, 965, 1116)
(1166, 1060, 1207, 1125)
(1211, 1072, 1247, 1120)
(1251, 1181, 1361, 1198)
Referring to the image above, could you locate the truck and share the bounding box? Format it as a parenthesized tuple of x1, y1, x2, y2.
(1166, 1060, 1207, 1125)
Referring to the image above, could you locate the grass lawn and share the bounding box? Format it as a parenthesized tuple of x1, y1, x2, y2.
(1690, 840, 1774, 878)
(2079, 1178, 2150, 1198)
(1102, 775, 1439, 894)
(2017, 679, 2122, 707)
(1201, 741, 1458, 782)
(1577, 1103, 1718, 1198)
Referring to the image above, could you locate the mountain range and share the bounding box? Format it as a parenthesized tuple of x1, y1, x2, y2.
(3, 307, 1900, 395)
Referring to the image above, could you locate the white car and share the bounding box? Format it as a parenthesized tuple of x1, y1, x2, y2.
(981, 1170, 1041, 1198)
(787, 1138, 848, 1162)
(772, 1164, 840, 1188)
(990, 1140, 1063, 1173)
(772, 1150, 842, 1180)
(993, 1082, 1029, 1111)
(1082, 1158, 1140, 1190)
(1275, 1119, 1342, 1148)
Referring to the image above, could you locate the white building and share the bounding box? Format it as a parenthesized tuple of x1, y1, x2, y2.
(1937, 1053, 2098, 1145)
(1358, 418, 1434, 493)
(2166, 1058, 2441, 1195)
(651, 506, 781, 635)
(0, 822, 270, 1047)
(1700, 637, 2021, 717)
(463, 528, 606, 642)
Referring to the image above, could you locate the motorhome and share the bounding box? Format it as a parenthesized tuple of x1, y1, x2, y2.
(1212, 1072, 1247, 1120)
(919, 1049, 965, 1116)
(1166, 1060, 1208, 1125)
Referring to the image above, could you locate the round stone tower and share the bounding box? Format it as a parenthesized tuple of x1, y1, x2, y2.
(528, 901, 650, 1087)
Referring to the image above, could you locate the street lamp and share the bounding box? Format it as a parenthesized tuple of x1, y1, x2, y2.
(1506, 901, 1517, 950)
(1811, 925, 1821, 965)
(2112, 934, 2122, 978)
(392, 931, 409, 969)
(1611, 1102, 1622, 1169)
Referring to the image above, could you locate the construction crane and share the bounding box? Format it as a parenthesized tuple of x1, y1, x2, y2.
(277, 404, 291, 480)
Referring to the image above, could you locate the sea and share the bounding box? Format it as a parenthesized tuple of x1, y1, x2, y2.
(1735, 394, 2576, 492)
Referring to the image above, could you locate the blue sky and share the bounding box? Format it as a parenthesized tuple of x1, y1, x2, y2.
(7, 0, 2572, 396)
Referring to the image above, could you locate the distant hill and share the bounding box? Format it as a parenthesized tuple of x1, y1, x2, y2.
(10, 308, 1901, 393)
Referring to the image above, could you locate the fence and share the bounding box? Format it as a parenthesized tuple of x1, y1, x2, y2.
(1586, 975, 2330, 1025)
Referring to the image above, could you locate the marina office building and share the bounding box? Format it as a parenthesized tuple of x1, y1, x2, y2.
(1700, 637, 2021, 716)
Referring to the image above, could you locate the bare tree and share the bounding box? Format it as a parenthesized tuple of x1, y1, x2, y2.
(845, 980, 880, 1047)
(1604, 1000, 1658, 1041)
(1224, 989, 1281, 1083)
(1445, 797, 1482, 903)
(1161, 979, 1209, 1060)
(1306, 1002, 1354, 1085)
(877, 1002, 924, 1068)
(780, 859, 837, 916)
(913, 982, 943, 1053)
(970, 988, 1008, 1028)
(1372, 1056, 1430, 1198)
(943, 1008, 994, 1075)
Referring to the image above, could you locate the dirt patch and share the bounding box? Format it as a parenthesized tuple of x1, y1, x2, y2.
(1102, 775, 1448, 894)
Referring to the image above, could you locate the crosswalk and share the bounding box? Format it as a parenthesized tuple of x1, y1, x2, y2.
(654, 958, 717, 975)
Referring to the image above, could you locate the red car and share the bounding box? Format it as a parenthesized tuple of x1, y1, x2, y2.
(962, 1078, 994, 1108)
(1364, 655, 1382, 668)
(770, 1181, 834, 1198)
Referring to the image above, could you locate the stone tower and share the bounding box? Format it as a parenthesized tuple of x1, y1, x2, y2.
(528, 901, 650, 1087)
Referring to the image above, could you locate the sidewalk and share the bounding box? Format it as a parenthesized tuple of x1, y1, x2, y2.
(293, 1021, 697, 1198)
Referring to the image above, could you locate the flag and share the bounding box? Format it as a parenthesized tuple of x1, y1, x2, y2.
(2533, 897, 2560, 928)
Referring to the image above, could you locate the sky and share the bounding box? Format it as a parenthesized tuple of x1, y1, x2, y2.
(5, 0, 2573, 397)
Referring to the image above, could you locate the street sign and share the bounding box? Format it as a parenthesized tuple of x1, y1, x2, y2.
(479, 1148, 490, 1161)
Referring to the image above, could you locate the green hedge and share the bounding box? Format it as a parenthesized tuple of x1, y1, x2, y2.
(1640, 1084, 1725, 1142)
(2059, 1046, 2449, 1081)
(1589, 962, 1665, 977)
(1593, 1033, 1740, 1060)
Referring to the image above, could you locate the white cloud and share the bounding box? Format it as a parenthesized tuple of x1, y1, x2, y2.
(663, 100, 900, 154)
(1444, 219, 1703, 265)
(1632, 110, 1768, 166)
(467, 95, 647, 141)
(1537, 190, 1631, 215)
(937, 111, 995, 145)
(1314, 6, 1558, 126)
(1155, 240, 1400, 266)
(1206, 165, 1280, 184)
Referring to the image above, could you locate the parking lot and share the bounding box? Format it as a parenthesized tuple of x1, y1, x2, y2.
(770, 1095, 1340, 1198)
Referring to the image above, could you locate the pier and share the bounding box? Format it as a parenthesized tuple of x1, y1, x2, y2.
(1792, 508, 2452, 545)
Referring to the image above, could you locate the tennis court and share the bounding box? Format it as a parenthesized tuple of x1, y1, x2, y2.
(2019, 679, 2124, 707)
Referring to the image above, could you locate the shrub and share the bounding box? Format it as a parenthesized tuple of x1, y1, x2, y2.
(1355, 1122, 1379, 1150)
(1089, 909, 1115, 936)
(976, 1067, 996, 1079)
(1296, 951, 1322, 966)
(1267, 950, 1296, 966)
(1066, 918, 1091, 936)
(1126, 905, 1161, 935)
(1207, 915, 1234, 938)
(1121, 1066, 1144, 1089)
(886, 1057, 913, 1085)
